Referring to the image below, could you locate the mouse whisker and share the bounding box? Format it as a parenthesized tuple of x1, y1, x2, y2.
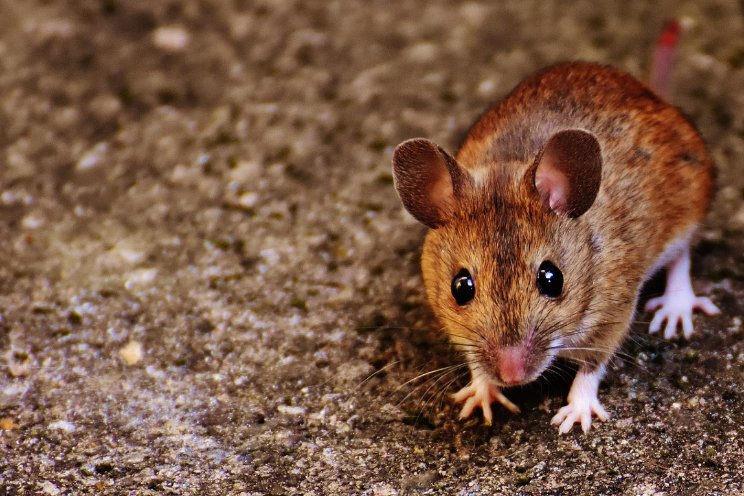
(542, 362, 572, 384)
(438, 314, 490, 343)
(418, 363, 471, 414)
(396, 363, 468, 390)
(356, 359, 402, 389)
(394, 367, 457, 405)
(397, 363, 469, 413)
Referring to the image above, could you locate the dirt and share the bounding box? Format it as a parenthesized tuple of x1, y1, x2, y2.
(1, 0, 743, 494)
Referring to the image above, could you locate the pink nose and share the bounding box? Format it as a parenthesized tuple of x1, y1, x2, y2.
(498, 346, 526, 385)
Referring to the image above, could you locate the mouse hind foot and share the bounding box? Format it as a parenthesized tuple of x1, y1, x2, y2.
(645, 245, 719, 340)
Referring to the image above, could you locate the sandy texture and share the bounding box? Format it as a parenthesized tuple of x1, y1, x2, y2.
(1, 1, 743, 494)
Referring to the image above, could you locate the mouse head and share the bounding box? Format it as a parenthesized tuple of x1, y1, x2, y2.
(392, 130, 602, 387)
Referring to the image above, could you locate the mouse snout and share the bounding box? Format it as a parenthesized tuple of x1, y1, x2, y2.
(496, 346, 527, 386)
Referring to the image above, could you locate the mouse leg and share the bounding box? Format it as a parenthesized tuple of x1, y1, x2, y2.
(645, 245, 719, 340)
(550, 364, 609, 434)
(451, 369, 520, 425)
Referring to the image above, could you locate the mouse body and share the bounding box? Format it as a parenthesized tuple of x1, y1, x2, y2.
(392, 61, 719, 433)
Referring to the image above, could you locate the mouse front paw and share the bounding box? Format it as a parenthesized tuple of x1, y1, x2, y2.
(551, 367, 609, 434)
(645, 293, 719, 340)
(451, 375, 520, 425)
(551, 396, 609, 434)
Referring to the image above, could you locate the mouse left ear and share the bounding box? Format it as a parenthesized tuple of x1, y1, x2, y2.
(392, 138, 468, 228)
(532, 129, 602, 218)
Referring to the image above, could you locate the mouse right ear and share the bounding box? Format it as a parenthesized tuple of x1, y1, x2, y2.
(392, 138, 466, 228)
(533, 129, 602, 218)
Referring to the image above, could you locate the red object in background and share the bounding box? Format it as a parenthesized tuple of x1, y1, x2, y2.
(649, 19, 681, 99)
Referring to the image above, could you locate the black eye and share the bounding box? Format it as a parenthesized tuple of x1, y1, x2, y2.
(537, 260, 563, 298)
(451, 269, 475, 306)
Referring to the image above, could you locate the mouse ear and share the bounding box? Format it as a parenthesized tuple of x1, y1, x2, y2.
(392, 138, 467, 228)
(533, 129, 602, 218)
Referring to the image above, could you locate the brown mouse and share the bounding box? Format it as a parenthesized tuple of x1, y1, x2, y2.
(391, 61, 719, 433)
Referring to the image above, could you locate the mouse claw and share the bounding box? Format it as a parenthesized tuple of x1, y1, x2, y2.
(452, 375, 520, 425)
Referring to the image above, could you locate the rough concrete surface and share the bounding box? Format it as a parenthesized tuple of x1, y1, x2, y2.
(1, 1, 743, 494)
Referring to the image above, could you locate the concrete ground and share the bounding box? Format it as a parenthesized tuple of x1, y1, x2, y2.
(1, 0, 743, 494)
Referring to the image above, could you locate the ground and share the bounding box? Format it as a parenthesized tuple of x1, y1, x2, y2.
(1, 1, 744, 494)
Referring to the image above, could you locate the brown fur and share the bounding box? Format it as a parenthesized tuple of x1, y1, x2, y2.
(401, 61, 713, 384)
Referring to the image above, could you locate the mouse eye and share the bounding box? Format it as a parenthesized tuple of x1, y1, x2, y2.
(451, 269, 475, 306)
(537, 260, 563, 298)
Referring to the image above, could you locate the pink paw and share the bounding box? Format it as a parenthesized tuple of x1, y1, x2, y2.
(551, 396, 609, 434)
(551, 368, 609, 434)
(645, 294, 719, 340)
(451, 376, 520, 425)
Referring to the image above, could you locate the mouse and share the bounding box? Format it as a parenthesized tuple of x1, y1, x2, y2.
(391, 59, 720, 434)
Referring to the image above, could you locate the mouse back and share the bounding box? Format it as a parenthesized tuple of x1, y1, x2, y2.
(456, 62, 714, 264)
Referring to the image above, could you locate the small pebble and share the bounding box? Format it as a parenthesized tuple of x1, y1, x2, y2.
(153, 26, 190, 51)
(119, 341, 144, 366)
(40, 481, 61, 496)
(48, 420, 76, 433)
(238, 192, 259, 209)
(76, 142, 109, 171)
(21, 212, 45, 230)
(277, 405, 306, 416)
(124, 268, 159, 289)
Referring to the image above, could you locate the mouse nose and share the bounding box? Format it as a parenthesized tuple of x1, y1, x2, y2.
(497, 346, 527, 385)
